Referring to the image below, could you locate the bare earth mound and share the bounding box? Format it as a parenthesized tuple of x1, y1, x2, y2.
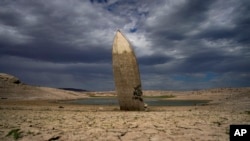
(0, 73, 250, 140)
(0, 73, 87, 100)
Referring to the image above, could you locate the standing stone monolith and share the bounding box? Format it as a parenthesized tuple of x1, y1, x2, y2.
(112, 30, 145, 111)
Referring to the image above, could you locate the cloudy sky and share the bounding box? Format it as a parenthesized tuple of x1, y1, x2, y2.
(0, 0, 249, 91)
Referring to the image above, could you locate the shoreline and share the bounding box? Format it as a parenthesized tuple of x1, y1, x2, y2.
(1, 88, 250, 141)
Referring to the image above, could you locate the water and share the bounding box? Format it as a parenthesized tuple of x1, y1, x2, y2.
(68, 98, 210, 106)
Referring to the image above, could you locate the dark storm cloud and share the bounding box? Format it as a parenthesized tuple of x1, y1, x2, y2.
(0, 9, 23, 26)
(166, 0, 213, 27)
(0, 0, 249, 90)
(0, 42, 111, 63)
(90, 0, 108, 4)
(144, 0, 249, 69)
(146, 0, 214, 41)
(0, 0, 114, 63)
(138, 0, 250, 89)
(196, 27, 236, 40)
(228, 0, 250, 44)
(138, 54, 173, 65)
(195, 0, 250, 45)
(0, 0, 117, 90)
(177, 51, 250, 73)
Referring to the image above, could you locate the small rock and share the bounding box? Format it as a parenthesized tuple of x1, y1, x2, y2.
(48, 135, 60, 141)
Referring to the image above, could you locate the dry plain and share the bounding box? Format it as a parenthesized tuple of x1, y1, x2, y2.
(0, 73, 250, 141)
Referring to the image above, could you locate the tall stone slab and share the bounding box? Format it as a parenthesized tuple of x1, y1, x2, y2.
(112, 30, 144, 111)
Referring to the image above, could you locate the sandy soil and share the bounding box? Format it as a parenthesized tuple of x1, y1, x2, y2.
(1, 88, 250, 141)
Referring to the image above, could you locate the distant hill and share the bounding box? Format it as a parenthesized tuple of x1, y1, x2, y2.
(59, 88, 88, 92)
(0, 73, 88, 100)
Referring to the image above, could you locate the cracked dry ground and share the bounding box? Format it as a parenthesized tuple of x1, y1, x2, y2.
(0, 104, 249, 141)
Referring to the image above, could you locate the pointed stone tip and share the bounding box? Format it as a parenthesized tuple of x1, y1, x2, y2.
(113, 29, 132, 54)
(116, 29, 121, 33)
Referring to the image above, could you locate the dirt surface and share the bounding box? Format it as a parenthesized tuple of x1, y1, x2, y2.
(1, 74, 250, 140)
(1, 88, 250, 141)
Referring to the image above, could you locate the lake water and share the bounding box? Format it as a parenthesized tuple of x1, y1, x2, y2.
(68, 98, 210, 106)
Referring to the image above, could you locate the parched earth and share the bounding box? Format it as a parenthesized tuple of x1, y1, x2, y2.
(0, 96, 249, 141)
(0, 109, 241, 141)
(1, 74, 250, 140)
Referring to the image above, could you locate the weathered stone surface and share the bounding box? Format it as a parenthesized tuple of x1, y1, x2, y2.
(112, 30, 144, 111)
